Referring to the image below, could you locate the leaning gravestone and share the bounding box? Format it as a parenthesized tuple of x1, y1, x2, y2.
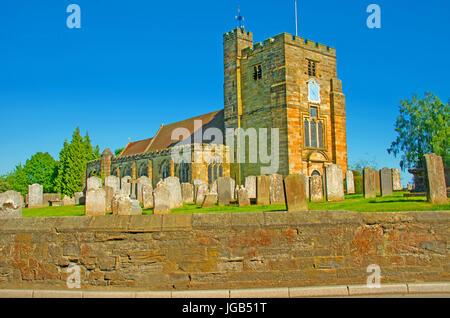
(380, 168, 393, 197)
(195, 183, 208, 205)
(142, 184, 154, 209)
(202, 193, 218, 208)
(392, 169, 402, 191)
(153, 184, 171, 214)
(87, 176, 102, 191)
(269, 174, 285, 204)
(256, 175, 270, 205)
(237, 187, 250, 207)
(28, 184, 43, 208)
(325, 165, 344, 202)
(244, 176, 257, 199)
(363, 167, 377, 199)
(346, 170, 355, 194)
(181, 183, 194, 203)
(137, 176, 152, 203)
(111, 193, 132, 215)
(104, 186, 114, 212)
(163, 177, 183, 209)
(217, 177, 233, 206)
(120, 176, 132, 196)
(423, 153, 448, 204)
(85, 188, 106, 216)
(310, 175, 324, 202)
(284, 174, 308, 212)
(105, 175, 120, 194)
(0, 191, 23, 218)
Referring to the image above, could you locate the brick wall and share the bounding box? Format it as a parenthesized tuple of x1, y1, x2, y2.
(0, 211, 448, 290)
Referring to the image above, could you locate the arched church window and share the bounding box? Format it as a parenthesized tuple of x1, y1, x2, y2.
(178, 163, 190, 183)
(304, 119, 310, 148)
(213, 165, 218, 181)
(140, 165, 148, 177)
(123, 167, 131, 177)
(208, 165, 213, 184)
(318, 122, 324, 148)
(310, 120, 317, 148)
(312, 170, 321, 177)
(162, 163, 170, 179)
(219, 165, 223, 178)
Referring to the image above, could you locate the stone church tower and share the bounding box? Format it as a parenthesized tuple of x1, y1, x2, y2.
(223, 27, 348, 183)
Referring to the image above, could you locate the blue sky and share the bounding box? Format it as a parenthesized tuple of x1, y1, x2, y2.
(0, 0, 449, 185)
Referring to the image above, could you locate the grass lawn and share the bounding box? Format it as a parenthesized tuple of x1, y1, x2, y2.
(23, 192, 449, 217)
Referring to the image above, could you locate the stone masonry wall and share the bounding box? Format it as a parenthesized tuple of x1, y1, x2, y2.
(0, 211, 448, 290)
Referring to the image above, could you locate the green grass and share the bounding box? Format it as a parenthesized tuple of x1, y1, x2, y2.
(23, 192, 449, 217)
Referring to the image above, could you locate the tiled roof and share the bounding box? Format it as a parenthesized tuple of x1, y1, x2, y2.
(118, 109, 224, 157)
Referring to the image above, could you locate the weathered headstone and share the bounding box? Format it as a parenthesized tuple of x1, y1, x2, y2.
(202, 193, 218, 208)
(85, 188, 106, 216)
(62, 195, 75, 206)
(162, 177, 183, 209)
(363, 167, 377, 199)
(142, 184, 154, 209)
(131, 199, 142, 215)
(0, 191, 23, 218)
(325, 165, 345, 202)
(380, 168, 393, 197)
(104, 186, 114, 212)
(269, 174, 285, 204)
(375, 170, 381, 195)
(310, 175, 324, 202)
(74, 192, 85, 205)
(112, 193, 132, 215)
(28, 184, 43, 208)
(217, 177, 234, 206)
(256, 175, 270, 205)
(284, 174, 308, 212)
(210, 180, 218, 194)
(392, 169, 402, 191)
(181, 183, 194, 203)
(237, 187, 250, 207)
(423, 154, 448, 204)
(346, 170, 355, 194)
(121, 176, 132, 196)
(87, 176, 102, 191)
(43, 193, 61, 206)
(153, 184, 171, 214)
(105, 175, 120, 194)
(304, 175, 310, 201)
(244, 176, 257, 199)
(137, 176, 152, 202)
(194, 183, 208, 205)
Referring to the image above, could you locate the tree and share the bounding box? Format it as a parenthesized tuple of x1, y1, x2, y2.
(348, 157, 379, 173)
(54, 128, 100, 197)
(115, 147, 124, 157)
(388, 92, 449, 170)
(0, 177, 11, 193)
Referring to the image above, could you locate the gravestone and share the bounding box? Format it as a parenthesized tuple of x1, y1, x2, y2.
(142, 184, 154, 209)
(284, 174, 308, 212)
(245, 176, 257, 199)
(153, 184, 171, 214)
(120, 176, 132, 196)
(62, 195, 75, 206)
(0, 191, 23, 218)
(304, 175, 310, 201)
(217, 177, 234, 206)
(28, 184, 43, 208)
(105, 175, 120, 194)
(104, 186, 114, 212)
(131, 199, 142, 215)
(43, 193, 61, 206)
(423, 154, 448, 204)
(210, 181, 218, 194)
(181, 183, 194, 203)
(237, 187, 250, 207)
(346, 170, 355, 194)
(202, 193, 218, 208)
(310, 175, 324, 202)
(269, 174, 285, 204)
(256, 175, 270, 205)
(195, 183, 208, 205)
(137, 176, 152, 203)
(112, 193, 132, 215)
(74, 192, 85, 205)
(392, 169, 402, 191)
(87, 176, 102, 191)
(162, 177, 183, 209)
(325, 165, 345, 202)
(193, 179, 206, 186)
(375, 170, 381, 195)
(85, 188, 106, 216)
(380, 168, 393, 197)
(363, 167, 377, 199)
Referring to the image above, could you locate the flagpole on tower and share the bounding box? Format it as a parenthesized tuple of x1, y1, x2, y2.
(295, 0, 298, 36)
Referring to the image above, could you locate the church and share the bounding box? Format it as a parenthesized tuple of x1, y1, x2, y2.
(86, 27, 348, 186)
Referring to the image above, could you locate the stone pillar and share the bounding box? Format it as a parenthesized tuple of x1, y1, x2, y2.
(131, 162, 137, 180)
(147, 160, 153, 183)
(170, 160, 174, 177)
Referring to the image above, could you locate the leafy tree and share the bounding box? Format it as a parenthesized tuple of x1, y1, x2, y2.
(0, 177, 11, 193)
(348, 157, 379, 173)
(54, 128, 100, 197)
(115, 147, 124, 157)
(388, 92, 449, 170)
(4, 164, 28, 196)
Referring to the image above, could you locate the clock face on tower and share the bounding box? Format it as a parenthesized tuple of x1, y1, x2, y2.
(308, 79, 321, 103)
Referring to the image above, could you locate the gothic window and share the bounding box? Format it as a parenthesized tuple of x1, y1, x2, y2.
(304, 119, 310, 148)
(178, 163, 190, 183)
(304, 108, 325, 149)
(140, 165, 148, 177)
(208, 165, 213, 184)
(310, 120, 317, 148)
(312, 170, 321, 177)
(219, 165, 223, 178)
(253, 65, 262, 81)
(318, 122, 324, 148)
(308, 60, 316, 77)
(208, 164, 222, 184)
(162, 163, 170, 179)
(123, 167, 131, 177)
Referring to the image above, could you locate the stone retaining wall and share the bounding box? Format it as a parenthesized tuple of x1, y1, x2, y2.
(0, 211, 448, 290)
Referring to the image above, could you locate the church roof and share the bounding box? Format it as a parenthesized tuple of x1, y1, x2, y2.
(119, 109, 224, 157)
